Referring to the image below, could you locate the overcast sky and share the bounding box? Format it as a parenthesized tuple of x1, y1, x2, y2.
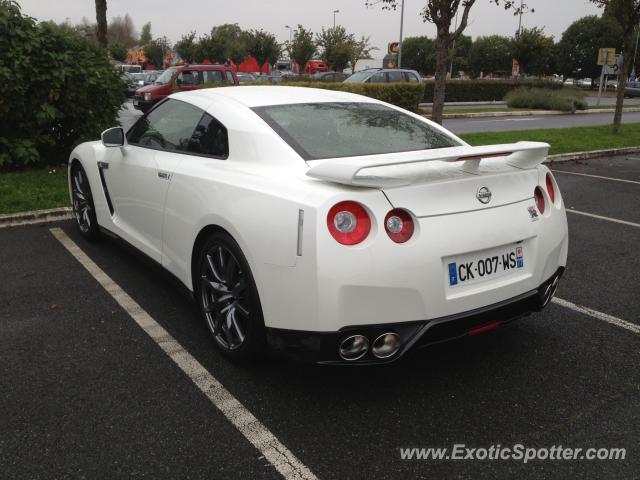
(17, 0, 601, 56)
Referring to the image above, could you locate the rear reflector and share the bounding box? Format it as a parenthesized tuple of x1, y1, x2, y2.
(467, 321, 500, 336)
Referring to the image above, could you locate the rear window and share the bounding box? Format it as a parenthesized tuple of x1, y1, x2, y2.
(253, 102, 459, 160)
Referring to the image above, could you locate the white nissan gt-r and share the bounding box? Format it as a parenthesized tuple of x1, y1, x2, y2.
(69, 86, 568, 364)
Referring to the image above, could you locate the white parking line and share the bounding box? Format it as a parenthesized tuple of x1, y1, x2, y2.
(49, 227, 317, 480)
(552, 170, 640, 185)
(553, 297, 640, 335)
(566, 209, 640, 228)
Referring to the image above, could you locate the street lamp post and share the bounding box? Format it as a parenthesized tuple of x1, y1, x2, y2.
(449, 9, 459, 77)
(632, 26, 640, 79)
(333, 9, 339, 28)
(517, 0, 524, 36)
(285, 25, 293, 72)
(397, 0, 405, 68)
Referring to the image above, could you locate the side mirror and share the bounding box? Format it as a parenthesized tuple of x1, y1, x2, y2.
(101, 127, 126, 147)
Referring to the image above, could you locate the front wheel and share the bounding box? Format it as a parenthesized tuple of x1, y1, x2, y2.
(196, 232, 265, 363)
(70, 163, 100, 240)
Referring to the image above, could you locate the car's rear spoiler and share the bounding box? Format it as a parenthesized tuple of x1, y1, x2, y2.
(306, 141, 550, 188)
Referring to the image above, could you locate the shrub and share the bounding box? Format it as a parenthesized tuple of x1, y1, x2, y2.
(243, 82, 425, 111)
(0, 1, 126, 169)
(423, 79, 563, 103)
(505, 88, 588, 113)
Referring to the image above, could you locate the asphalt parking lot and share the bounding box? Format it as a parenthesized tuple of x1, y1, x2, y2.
(1, 155, 639, 479)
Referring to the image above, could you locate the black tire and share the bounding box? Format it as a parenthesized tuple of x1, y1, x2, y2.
(195, 232, 265, 363)
(70, 163, 100, 240)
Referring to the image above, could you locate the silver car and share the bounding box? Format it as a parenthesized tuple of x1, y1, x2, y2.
(343, 68, 422, 84)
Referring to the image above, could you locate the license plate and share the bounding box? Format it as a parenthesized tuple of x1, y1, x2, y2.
(447, 245, 524, 287)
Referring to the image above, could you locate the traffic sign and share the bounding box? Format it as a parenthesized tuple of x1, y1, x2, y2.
(388, 42, 399, 54)
(597, 48, 616, 65)
(603, 54, 623, 75)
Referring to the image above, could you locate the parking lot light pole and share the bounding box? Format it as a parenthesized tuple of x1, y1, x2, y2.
(632, 26, 640, 79)
(333, 10, 339, 28)
(285, 25, 293, 72)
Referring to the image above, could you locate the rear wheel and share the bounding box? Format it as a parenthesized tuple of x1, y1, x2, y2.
(70, 163, 100, 240)
(196, 232, 265, 362)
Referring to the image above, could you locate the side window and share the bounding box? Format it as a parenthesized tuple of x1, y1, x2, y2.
(203, 70, 224, 85)
(127, 99, 204, 152)
(368, 71, 387, 83)
(187, 113, 229, 158)
(404, 72, 419, 83)
(177, 70, 202, 86)
(225, 71, 235, 84)
(388, 70, 403, 82)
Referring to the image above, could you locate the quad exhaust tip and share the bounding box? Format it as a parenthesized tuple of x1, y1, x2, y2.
(338, 332, 401, 361)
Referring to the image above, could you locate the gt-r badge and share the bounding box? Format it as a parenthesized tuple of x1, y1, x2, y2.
(528, 206, 539, 221)
(476, 186, 492, 204)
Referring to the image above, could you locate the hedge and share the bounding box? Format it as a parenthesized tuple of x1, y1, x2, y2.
(0, 1, 125, 169)
(244, 82, 425, 111)
(505, 87, 588, 113)
(422, 80, 564, 103)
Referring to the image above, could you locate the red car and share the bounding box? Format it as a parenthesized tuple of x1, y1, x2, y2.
(133, 64, 238, 112)
(304, 60, 329, 75)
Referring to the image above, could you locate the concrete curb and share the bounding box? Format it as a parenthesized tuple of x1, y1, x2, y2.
(546, 146, 640, 163)
(422, 107, 640, 119)
(419, 101, 507, 108)
(0, 207, 72, 229)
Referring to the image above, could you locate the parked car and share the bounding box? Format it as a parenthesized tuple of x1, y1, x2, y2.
(576, 78, 592, 88)
(304, 60, 329, 75)
(344, 68, 422, 84)
(133, 64, 238, 112)
(69, 86, 567, 364)
(312, 71, 350, 82)
(130, 72, 147, 87)
(236, 73, 257, 84)
(624, 80, 640, 97)
(142, 70, 163, 85)
(563, 78, 575, 86)
(121, 72, 138, 97)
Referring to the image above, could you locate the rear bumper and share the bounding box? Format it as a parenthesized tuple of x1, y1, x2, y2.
(266, 267, 564, 365)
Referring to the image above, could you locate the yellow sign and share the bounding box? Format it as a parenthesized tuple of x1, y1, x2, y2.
(597, 48, 616, 66)
(388, 42, 399, 54)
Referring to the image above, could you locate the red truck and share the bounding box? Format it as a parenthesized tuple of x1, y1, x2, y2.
(133, 64, 238, 112)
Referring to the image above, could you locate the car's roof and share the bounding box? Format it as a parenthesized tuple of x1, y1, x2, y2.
(174, 86, 377, 108)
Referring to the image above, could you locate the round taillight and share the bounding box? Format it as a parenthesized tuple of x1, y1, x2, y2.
(327, 201, 371, 245)
(546, 172, 556, 203)
(534, 186, 546, 214)
(384, 209, 414, 243)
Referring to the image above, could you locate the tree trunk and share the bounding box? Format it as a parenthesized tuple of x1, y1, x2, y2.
(431, 32, 450, 125)
(612, 38, 634, 135)
(95, 0, 108, 49)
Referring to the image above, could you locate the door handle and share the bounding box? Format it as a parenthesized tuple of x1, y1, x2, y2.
(158, 171, 172, 180)
(97, 161, 109, 170)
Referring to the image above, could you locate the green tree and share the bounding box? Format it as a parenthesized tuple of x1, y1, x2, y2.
(316, 26, 355, 71)
(401, 36, 436, 74)
(512, 27, 556, 76)
(247, 29, 281, 72)
(139, 22, 152, 45)
(468, 35, 513, 77)
(449, 34, 472, 74)
(209, 23, 249, 64)
(0, 0, 125, 168)
(591, 0, 640, 134)
(108, 41, 128, 62)
(287, 25, 317, 72)
(348, 35, 376, 72)
(144, 36, 170, 68)
(94, 0, 107, 47)
(557, 15, 623, 79)
(368, 0, 528, 124)
(174, 31, 197, 63)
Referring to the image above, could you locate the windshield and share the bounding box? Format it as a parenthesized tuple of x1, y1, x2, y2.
(155, 67, 178, 85)
(253, 102, 459, 160)
(343, 71, 373, 83)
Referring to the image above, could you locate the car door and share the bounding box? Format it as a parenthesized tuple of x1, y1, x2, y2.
(102, 99, 205, 262)
(367, 71, 387, 83)
(387, 70, 404, 83)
